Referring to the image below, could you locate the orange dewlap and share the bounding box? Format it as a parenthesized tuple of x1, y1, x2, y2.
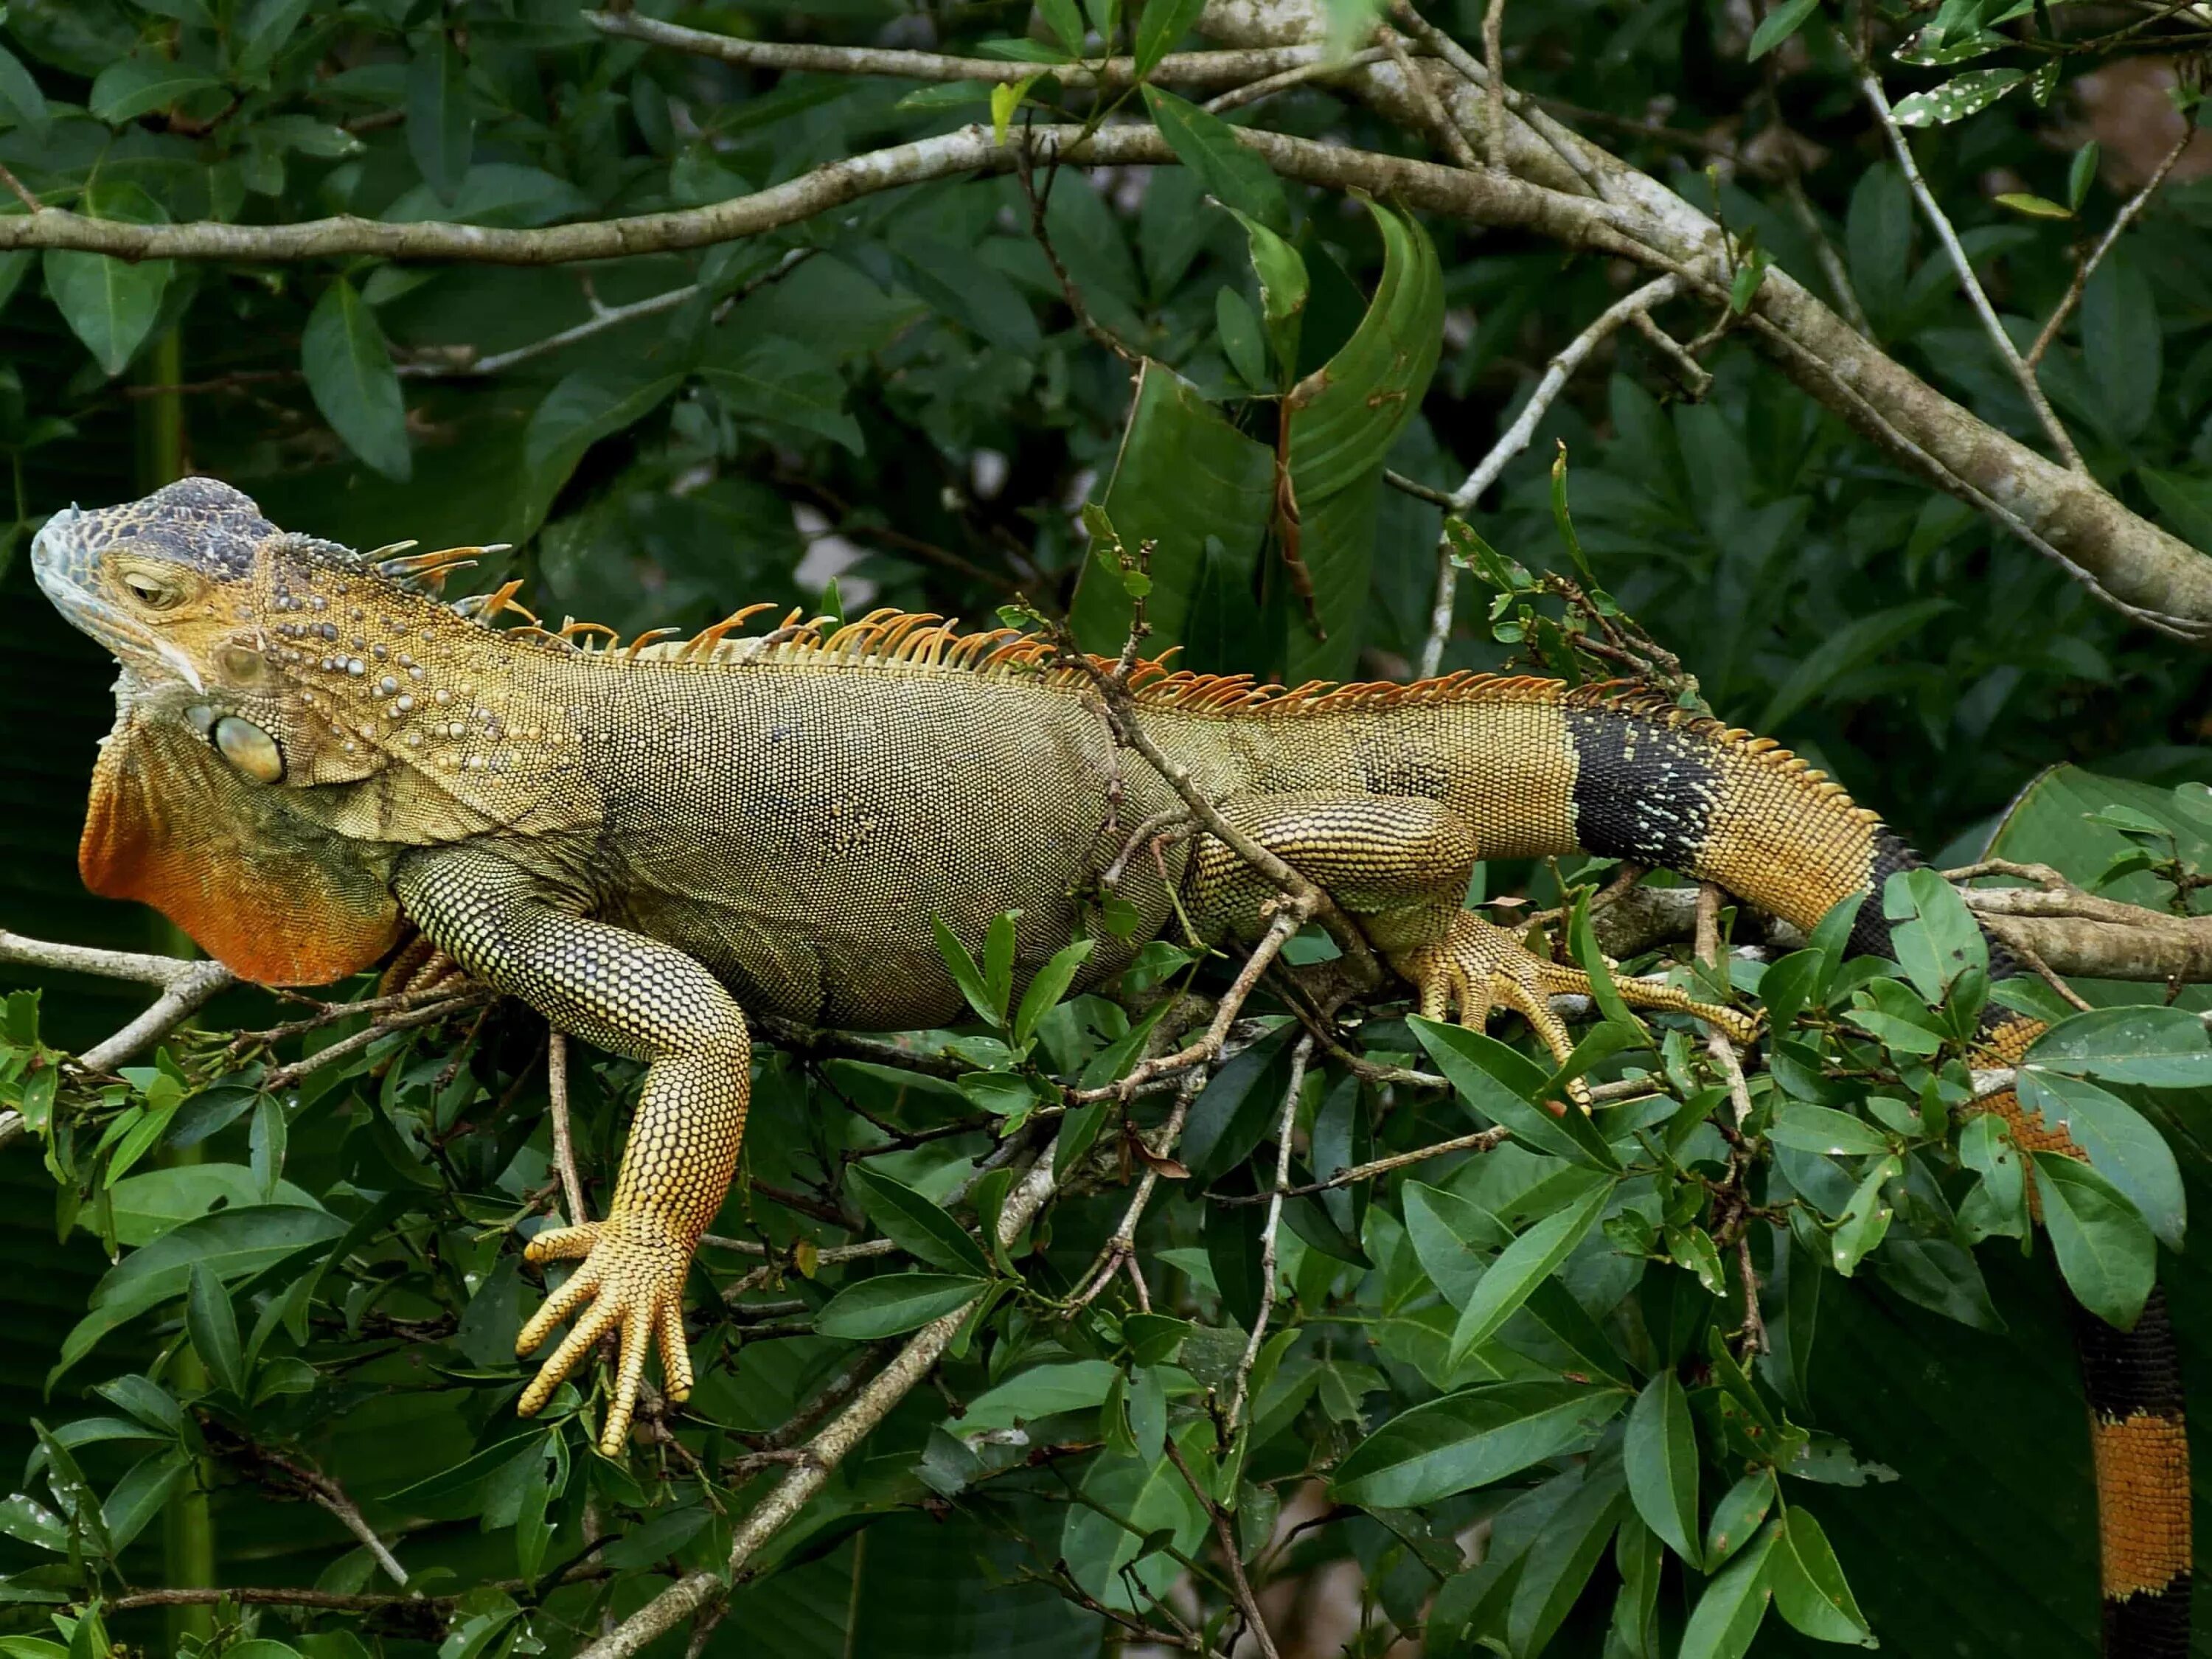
(82, 710, 400, 987)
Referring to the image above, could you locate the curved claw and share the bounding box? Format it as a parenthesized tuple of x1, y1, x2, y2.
(1391, 913, 1757, 1107)
(516, 1211, 695, 1455)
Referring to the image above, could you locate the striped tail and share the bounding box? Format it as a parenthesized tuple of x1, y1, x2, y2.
(1551, 691, 2193, 1656)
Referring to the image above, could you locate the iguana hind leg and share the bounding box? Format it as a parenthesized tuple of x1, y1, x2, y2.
(1184, 793, 1751, 1085)
(394, 845, 749, 1456)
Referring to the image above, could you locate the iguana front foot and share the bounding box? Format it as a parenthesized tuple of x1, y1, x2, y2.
(1391, 912, 1756, 1103)
(517, 1210, 695, 1455)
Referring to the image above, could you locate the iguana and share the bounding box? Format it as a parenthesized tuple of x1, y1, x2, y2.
(32, 478, 2192, 1652)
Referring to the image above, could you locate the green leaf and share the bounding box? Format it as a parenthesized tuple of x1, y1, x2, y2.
(1225, 206, 1309, 377)
(1178, 1024, 1297, 1186)
(1506, 1467, 1632, 1653)
(1569, 891, 1648, 1038)
(1994, 192, 2072, 220)
(43, 185, 173, 380)
(1831, 1155, 1901, 1276)
(88, 57, 220, 125)
(983, 911, 1020, 1026)
(2067, 141, 2101, 210)
(1624, 1371, 1700, 1564)
(700, 340, 863, 455)
(1882, 866, 1986, 1004)
(1134, 0, 1208, 72)
(1138, 86, 1289, 233)
(1767, 1104, 1892, 1159)
(55, 1206, 347, 1385)
(1703, 1472, 1775, 1570)
(1769, 1506, 1875, 1644)
(1013, 938, 1096, 1046)
(2016, 1071, 2184, 1249)
(302, 276, 411, 481)
(845, 1166, 991, 1277)
(2083, 248, 2160, 440)
(0, 43, 51, 135)
(815, 1273, 989, 1338)
(184, 1263, 244, 1397)
(1759, 600, 1952, 731)
(1330, 1380, 1627, 1506)
(520, 365, 685, 532)
(1677, 1520, 1777, 1659)
(229, 0, 306, 72)
(1410, 1016, 1621, 1169)
(2023, 1005, 2211, 1088)
(1402, 1180, 1509, 1309)
(2031, 1152, 2155, 1329)
(1215, 285, 1267, 389)
(406, 29, 473, 201)
(1279, 202, 1444, 680)
(951, 1359, 1119, 1431)
(1037, 0, 1089, 53)
(1891, 68, 2027, 127)
(1748, 0, 1820, 58)
(1447, 1182, 1614, 1365)
(1063, 1433, 1211, 1612)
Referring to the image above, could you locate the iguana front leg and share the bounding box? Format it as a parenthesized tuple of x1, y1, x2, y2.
(394, 845, 750, 1455)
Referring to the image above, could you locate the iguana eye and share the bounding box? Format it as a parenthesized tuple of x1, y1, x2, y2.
(118, 569, 184, 610)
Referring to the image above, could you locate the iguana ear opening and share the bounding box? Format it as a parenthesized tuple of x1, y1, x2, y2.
(81, 709, 402, 987)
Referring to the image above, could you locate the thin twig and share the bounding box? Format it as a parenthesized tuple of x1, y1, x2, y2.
(0, 161, 42, 213)
(547, 1029, 587, 1225)
(1211, 1124, 1509, 1202)
(1226, 1037, 1312, 1433)
(0, 930, 241, 1071)
(1163, 1434, 1280, 1659)
(2025, 124, 2196, 369)
(1377, 26, 1478, 169)
(1418, 274, 1680, 677)
(1072, 1068, 1208, 1308)
(1694, 885, 1755, 1129)
(1204, 46, 1394, 114)
(1857, 66, 2084, 470)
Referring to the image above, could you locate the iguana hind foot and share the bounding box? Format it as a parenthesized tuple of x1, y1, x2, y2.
(1390, 912, 1755, 1102)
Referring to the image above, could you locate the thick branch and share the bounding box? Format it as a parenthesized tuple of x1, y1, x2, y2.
(1587, 880, 2212, 984)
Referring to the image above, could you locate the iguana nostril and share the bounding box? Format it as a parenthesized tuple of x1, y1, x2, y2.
(214, 715, 285, 782)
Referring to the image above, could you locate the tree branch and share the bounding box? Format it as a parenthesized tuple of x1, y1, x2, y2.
(0, 930, 239, 1071)
(1198, 0, 2212, 635)
(2026, 122, 2197, 369)
(1855, 66, 2084, 470)
(1225, 1035, 1310, 1433)
(1418, 274, 1680, 675)
(587, 8, 1325, 89)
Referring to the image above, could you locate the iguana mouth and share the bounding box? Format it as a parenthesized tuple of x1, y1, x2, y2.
(32, 506, 207, 693)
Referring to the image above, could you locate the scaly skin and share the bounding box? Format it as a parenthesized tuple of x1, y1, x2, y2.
(29, 481, 2190, 1653)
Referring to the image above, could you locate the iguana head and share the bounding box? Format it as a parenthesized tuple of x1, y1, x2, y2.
(32, 478, 417, 985)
